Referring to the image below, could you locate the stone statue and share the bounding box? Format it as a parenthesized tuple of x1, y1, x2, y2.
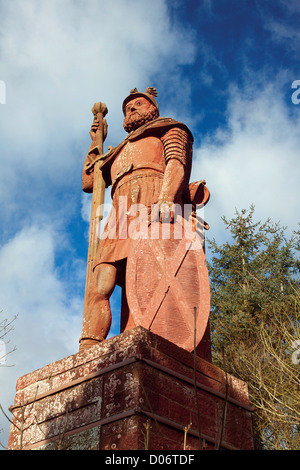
(79, 88, 211, 355)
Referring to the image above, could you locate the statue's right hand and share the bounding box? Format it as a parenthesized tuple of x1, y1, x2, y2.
(90, 117, 100, 140)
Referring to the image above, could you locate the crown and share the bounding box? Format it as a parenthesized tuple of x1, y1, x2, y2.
(122, 87, 159, 115)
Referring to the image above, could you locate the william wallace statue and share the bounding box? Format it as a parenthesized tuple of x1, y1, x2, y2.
(79, 88, 211, 355)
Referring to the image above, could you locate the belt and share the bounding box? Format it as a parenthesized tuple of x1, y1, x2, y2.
(111, 163, 165, 194)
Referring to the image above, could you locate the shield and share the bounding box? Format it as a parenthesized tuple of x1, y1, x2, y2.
(126, 220, 210, 352)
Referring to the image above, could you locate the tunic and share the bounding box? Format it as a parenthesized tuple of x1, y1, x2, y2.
(82, 117, 193, 269)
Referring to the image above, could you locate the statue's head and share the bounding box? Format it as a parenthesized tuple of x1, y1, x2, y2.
(123, 87, 159, 133)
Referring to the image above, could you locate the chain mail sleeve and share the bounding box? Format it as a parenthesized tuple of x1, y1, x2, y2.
(161, 126, 193, 184)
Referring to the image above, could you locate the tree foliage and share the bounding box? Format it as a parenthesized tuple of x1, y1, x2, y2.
(207, 206, 299, 449)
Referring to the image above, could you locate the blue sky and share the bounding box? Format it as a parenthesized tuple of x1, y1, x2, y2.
(0, 0, 299, 447)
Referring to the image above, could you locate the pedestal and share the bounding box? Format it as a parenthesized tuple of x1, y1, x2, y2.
(8, 327, 254, 450)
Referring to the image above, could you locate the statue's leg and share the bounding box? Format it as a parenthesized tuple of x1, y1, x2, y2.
(79, 263, 117, 351)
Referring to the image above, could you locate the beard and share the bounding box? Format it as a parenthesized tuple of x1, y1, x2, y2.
(123, 106, 159, 133)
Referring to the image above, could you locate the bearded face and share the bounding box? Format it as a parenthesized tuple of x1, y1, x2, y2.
(123, 97, 159, 133)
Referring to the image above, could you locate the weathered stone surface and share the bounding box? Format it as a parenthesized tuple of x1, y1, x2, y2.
(80, 88, 211, 355)
(8, 327, 254, 450)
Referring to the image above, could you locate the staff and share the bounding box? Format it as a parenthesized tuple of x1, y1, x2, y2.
(83, 102, 108, 317)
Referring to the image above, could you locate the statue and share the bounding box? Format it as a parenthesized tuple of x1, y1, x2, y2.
(79, 88, 211, 354)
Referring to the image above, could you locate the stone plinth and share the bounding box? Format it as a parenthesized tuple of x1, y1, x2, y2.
(8, 327, 254, 450)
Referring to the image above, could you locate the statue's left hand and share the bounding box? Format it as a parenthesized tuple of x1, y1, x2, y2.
(153, 199, 175, 224)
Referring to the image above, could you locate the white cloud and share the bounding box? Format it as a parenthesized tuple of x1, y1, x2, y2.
(0, 224, 83, 355)
(0, 224, 83, 448)
(193, 80, 300, 242)
(0, 0, 197, 231)
(1, 0, 299, 449)
(0, 0, 198, 447)
(0, 0, 196, 144)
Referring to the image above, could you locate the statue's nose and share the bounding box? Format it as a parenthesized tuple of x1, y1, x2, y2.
(130, 104, 136, 111)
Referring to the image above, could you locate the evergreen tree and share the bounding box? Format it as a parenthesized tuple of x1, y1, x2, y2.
(207, 206, 299, 449)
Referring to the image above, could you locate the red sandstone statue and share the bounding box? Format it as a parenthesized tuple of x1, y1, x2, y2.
(79, 88, 211, 355)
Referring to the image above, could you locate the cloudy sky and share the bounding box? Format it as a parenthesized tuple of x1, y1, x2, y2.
(0, 0, 299, 446)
